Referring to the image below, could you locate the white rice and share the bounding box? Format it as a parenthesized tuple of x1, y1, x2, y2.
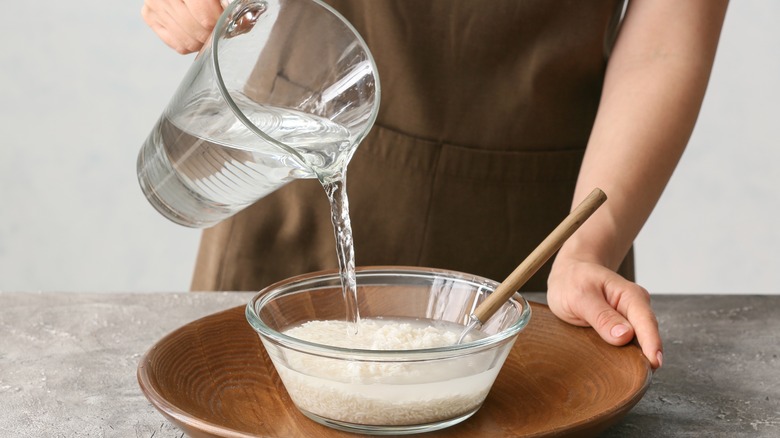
(284, 318, 464, 350)
(268, 318, 502, 426)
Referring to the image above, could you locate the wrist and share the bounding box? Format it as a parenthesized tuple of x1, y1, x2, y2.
(554, 239, 611, 268)
(554, 228, 622, 274)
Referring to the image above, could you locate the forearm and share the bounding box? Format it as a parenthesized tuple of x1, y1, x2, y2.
(558, 0, 729, 270)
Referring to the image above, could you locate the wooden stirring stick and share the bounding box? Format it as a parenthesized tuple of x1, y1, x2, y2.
(469, 188, 607, 329)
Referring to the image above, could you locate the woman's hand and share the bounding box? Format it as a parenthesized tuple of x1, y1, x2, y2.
(547, 256, 662, 369)
(141, 0, 224, 54)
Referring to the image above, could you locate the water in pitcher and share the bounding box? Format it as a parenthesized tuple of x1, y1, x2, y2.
(138, 91, 355, 227)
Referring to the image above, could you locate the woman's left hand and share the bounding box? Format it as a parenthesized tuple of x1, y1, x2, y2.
(547, 256, 663, 369)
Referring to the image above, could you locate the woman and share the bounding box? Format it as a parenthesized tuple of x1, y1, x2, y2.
(141, 0, 730, 369)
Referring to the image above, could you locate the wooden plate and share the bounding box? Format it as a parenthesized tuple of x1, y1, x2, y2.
(137, 302, 651, 437)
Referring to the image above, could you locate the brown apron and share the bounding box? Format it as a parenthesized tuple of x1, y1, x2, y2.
(191, 0, 634, 292)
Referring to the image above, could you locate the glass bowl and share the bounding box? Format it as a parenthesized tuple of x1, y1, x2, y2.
(245, 266, 532, 435)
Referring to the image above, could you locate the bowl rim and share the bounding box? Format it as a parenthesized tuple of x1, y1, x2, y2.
(245, 266, 532, 360)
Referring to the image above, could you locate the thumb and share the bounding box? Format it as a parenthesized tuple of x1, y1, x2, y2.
(572, 291, 635, 346)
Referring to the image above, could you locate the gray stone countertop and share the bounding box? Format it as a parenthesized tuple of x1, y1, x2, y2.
(0, 291, 778, 437)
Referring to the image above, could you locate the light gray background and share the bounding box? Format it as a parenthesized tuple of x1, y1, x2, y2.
(0, 2, 777, 294)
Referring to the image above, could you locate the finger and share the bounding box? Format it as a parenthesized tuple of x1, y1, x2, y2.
(143, 0, 211, 49)
(571, 288, 636, 347)
(615, 283, 663, 369)
(164, 0, 213, 45)
(183, 0, 223, 30)
(142, 3, 203, 54)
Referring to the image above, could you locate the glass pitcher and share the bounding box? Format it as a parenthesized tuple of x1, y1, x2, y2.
(137, 0, 380, 228)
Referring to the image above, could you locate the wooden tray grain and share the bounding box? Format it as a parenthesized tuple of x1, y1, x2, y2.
(137, 302, 651, 437)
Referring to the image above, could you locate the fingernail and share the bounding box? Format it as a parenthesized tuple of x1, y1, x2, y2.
(656, 351, 664, 368)
(611, 324, 629, 338)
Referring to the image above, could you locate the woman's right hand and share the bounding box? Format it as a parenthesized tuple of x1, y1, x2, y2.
(141, 0, 225, 54)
